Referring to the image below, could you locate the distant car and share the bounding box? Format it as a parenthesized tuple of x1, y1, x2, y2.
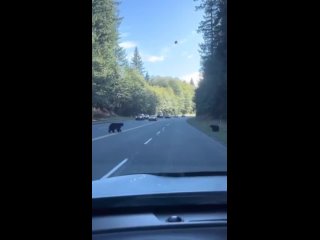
(182, 115, 186, 117)
(148, 115, 157, 121)
(165, 115, 171, 118)
(144, 114, 150, 119)
(157, 115, 163, 118)
(135, 114, 145, 120)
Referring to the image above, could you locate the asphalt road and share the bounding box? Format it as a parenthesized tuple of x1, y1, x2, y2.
(92, 117, 227, 180)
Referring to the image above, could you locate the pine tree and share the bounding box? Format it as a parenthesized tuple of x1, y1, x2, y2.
(92, 0, 119, 77)
(116, 46, 128, 67)
(92, 0, 122, 110)
(194, 0, 227, 119)
(145, 72, 150, 82)
(131, 47, 144, 75)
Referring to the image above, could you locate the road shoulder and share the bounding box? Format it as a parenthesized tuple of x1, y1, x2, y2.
(187, 117, 227, 146)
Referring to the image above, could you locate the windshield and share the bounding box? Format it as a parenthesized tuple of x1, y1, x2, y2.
(92, 0, 227, 189)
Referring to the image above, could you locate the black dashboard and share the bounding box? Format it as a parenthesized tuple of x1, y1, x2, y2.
(92, 205, 227, 240)
(92, 174, 227, 239)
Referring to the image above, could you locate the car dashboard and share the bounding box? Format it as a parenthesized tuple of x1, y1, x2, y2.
(92, 205, 227, 240)
(92, 174, 227, 239)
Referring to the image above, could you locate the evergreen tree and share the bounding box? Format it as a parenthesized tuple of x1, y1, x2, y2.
(92, 0, 121, 109)
(194, 0, 227, 119)
(145, 72, 150, 81)
(131, 47, 144, 75)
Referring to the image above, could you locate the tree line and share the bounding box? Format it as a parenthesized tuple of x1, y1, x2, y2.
(194, 0, 227, 120)
(92, 0, 195, 116)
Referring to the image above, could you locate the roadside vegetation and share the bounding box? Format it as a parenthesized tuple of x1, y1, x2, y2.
(93, 0, 227, 127)
(187, 116, 227, 146)
(92, 0, 195, 118)
(187, 0, 227, 144)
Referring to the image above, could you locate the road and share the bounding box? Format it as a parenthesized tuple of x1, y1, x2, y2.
(92, 117, 227, 180)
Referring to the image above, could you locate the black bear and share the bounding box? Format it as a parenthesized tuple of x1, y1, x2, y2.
(108, 123, 124, 133)
(210, 125, 219, 132)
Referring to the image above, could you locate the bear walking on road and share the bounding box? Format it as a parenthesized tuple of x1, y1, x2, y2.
(108, 123, 124, 133)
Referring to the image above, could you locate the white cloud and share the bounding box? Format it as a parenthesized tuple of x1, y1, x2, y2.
(180, 72, 203, 87)
(119, 41, 136, 49)
(144, 55, 165, 63)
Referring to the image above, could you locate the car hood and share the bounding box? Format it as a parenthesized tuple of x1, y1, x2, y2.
(92, 174, 227, 199)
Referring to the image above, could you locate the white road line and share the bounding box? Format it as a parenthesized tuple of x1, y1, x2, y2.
(144, 138, 152, 145)
(156, 131, 160, 135)
(101, 158, 128, 179)
(92, 122, 159, 141)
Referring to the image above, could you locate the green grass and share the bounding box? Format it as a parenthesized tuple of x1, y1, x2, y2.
(187, 116, 227, 146)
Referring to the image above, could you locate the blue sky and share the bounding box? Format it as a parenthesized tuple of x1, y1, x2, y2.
(118, 0, 203, 85)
